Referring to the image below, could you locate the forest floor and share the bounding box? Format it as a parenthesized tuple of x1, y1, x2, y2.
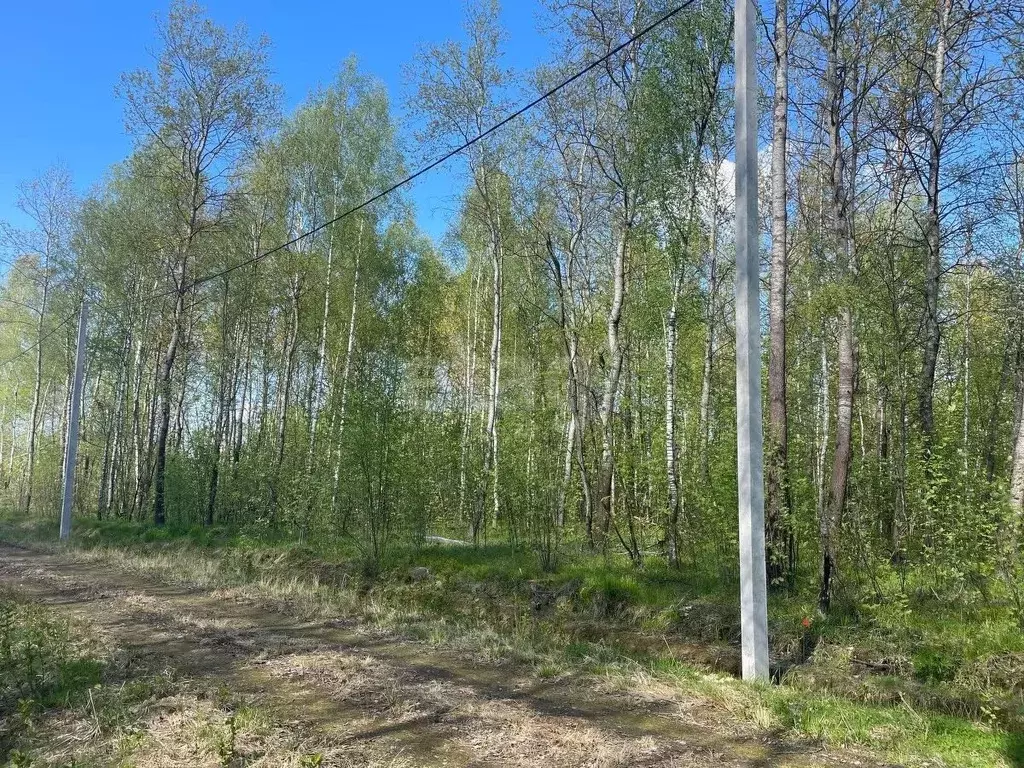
(0, 540, 894, 768)
(1, 519, 1021, 767)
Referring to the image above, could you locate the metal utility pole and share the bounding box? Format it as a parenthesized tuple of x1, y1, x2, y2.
(734, 0, 769, 681)
(60, 299, 88, 542)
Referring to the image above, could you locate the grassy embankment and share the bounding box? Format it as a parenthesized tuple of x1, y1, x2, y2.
(1, 513, 1022, 768)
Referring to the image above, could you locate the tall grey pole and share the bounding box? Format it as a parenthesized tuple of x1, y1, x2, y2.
(734, 0, 769, 680)
(60, 299, 88, 542)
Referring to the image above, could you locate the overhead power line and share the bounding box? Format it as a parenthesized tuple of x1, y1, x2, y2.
(1, 0, 698, 370)
(162, 0, 698, 298)
(0, 314, 75, 369)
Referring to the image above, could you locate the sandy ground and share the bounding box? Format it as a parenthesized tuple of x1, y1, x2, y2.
(0, 543, 885, 767)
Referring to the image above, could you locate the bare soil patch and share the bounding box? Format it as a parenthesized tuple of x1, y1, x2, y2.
(0, 543, 886, 767)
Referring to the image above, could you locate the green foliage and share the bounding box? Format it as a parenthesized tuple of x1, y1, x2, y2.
(214, 713, 239, 766)
(9, 519, 1020, 768)
(3, 1, 1024, 765)
(913, 648, 960, 684)
(0, 591, 103, 715)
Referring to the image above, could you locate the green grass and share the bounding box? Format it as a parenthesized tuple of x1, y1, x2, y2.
(2, 513, 1023, 767)
(0, 589, 104, 715)
(0, 574, 311, 766)
(0, 584, 183, 765)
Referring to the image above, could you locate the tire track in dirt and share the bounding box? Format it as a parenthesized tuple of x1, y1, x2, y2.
(0, 543, 882, 767)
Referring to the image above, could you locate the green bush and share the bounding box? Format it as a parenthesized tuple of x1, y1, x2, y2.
(913, 648, 962, 684)
(0, 591, 102, 712)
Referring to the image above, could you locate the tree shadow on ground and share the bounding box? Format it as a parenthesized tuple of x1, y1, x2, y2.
(0, 546, 941, 767)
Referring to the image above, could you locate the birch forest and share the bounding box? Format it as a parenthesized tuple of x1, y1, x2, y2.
(4, 0, 1024, 623)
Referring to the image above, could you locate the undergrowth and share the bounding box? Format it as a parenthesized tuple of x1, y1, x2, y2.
(0, 586, 180, 765)
(0, 582, 320, 766)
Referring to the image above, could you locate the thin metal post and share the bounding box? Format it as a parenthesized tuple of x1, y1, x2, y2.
(60, 300, 88, 541)
(734, 0, 769, 681)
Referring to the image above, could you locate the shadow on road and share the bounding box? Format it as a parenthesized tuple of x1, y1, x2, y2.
(0, 545, 888, 767)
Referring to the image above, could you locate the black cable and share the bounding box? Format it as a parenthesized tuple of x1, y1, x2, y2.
(0, 313, 75, 369)
(1, 0, 697, 356)
(158, 0, 698, 298)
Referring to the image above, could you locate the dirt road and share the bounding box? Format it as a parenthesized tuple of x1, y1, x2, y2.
(0, 543, 877, 767)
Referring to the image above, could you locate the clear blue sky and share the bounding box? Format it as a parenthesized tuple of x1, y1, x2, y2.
(0, 0, 553, 244)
